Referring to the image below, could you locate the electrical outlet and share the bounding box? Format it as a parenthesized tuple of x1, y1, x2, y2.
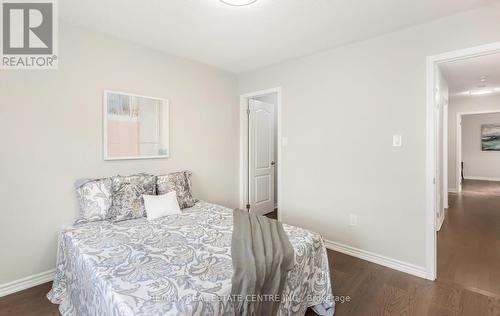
(392, 135, 402, 147)
(349, 214, 358, 226)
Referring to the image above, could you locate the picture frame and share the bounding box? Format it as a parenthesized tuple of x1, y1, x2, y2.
(103, 90, 170, 160)
(481, 124, 500, 151)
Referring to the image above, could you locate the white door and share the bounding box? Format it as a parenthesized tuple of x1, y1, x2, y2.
(457, 116, 463, 193)
(248, 99, 275, 216)
(436, 101, 444, 231)
(442, 100, 449, 209)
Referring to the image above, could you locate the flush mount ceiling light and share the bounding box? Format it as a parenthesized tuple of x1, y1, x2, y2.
(469, 89, 493, 96)
(455, 87, 500, 97)
(220, 0, 258, 6)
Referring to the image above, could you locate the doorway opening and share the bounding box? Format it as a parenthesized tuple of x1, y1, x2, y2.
(427, 43, 500, 294)
(239, 88, 282, 220)
(454, 110, 500, 192)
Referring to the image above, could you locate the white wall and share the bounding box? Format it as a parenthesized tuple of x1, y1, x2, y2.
(462, 112, 500, 180)
(0, 23, 239, 285)
(238, 3, 500, 269)
(252, 93, 278, 206)
(448, 95, 500, 190)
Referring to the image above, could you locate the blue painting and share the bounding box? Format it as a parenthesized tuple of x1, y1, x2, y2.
(481, 124, 500, 151)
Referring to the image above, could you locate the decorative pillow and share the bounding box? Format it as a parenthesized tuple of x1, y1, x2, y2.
(143, 191, 181, 220)
(75, 178, 113, 222)
(157, 171, 197, 209)
(111, 173, 156, 222)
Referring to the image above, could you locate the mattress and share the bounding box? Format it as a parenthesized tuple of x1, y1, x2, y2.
(47, 201, 333, 315)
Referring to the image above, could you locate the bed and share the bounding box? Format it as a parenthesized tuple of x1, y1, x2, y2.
(48, 201, 333, 315)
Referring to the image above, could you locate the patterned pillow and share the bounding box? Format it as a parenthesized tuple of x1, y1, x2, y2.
(75, 178, 113, 222)
(157, 171, 197, 209)
(111, 173, 156, 222)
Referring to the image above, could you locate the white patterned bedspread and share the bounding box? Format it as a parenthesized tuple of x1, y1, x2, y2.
(48, 201, 333, 315)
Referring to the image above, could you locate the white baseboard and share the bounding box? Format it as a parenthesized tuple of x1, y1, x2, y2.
(464, 176, 500, 182)
(0, 269, 55, 297)
(324, 240, 430, 280)
(448, 188, 457, 193)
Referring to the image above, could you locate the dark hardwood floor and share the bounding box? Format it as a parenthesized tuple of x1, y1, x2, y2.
(0, 282, 58, 316)
(266, 209, 278, 220)
(1, 183, 499, 315)
(438, 180, 500, 298)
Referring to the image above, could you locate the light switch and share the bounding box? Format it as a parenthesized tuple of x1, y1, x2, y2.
(392, 135, 402, 147)
(282, 137, 288, 147)
(349, 214, 358, 226)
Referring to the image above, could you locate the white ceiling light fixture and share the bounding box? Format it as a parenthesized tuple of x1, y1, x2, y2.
(469, 89, 493, 96)
(454, 87, 500, 97)
(220, 0, 257, 6)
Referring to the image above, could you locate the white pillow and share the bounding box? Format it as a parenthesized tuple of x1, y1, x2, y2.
(143, 191, 181, 220)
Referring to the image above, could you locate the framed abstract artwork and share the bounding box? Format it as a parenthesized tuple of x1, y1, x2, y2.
(481, 124, 500, 151)
(103, 90, 170, 160)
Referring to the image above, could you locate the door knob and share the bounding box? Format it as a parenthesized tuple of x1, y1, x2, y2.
(271, 161, 276, 166)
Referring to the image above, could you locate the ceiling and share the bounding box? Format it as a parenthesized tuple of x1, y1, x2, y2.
(60, 0, 495, 73)
(441, 52, 500, 97)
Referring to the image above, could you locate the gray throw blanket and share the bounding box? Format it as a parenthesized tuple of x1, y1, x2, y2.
(231, 209, 295, 316)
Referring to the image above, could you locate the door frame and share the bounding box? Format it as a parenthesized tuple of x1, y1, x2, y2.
(442, 97, 449, 210)
(435, 92, 447, 232)
(239, 87, 282, 221)
(426, 42, 500, 281)
(456, 110, 500, 192)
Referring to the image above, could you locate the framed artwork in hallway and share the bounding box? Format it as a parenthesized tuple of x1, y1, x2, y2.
(481, 124, 500, 151)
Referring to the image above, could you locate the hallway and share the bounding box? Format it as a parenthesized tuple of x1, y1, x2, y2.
(438, 180, 500, 298)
